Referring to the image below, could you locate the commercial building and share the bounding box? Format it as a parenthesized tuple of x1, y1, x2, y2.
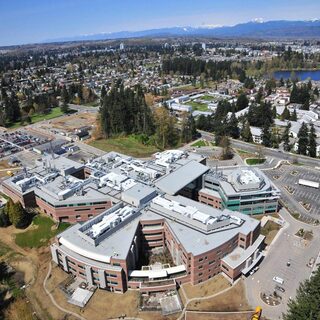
(199, 167, 280, 215)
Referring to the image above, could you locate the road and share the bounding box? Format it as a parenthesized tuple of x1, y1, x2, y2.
(245, 208, 320, 320)
(68, 103, 99, 113)
(199, 130, 320, 169)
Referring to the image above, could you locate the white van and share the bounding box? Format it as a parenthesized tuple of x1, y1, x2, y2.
(273, 276, 284, 285)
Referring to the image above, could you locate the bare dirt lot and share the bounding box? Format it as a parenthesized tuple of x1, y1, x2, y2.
(185, 310, 257, 320)
(187, 280, 251, 312)
(181, 274, 230, 300)
(47, 264, 180, 320)
(0, 160, 20, 178)
(50, 112, 96, 132)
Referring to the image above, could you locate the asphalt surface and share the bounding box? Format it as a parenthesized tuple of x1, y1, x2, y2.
(264, 165, 320, 222)
(245, 208, 320, 320)
(199, 130, 320, 169)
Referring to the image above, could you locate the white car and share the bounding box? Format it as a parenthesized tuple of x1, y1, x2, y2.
(273, 276, 284, 285)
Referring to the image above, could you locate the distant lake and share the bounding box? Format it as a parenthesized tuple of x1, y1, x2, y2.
(273, 70, 320, 81)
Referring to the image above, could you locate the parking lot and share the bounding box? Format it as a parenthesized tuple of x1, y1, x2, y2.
(245, 208, 320, 320)
(0, 130, 49, 159)
(264, 164, 320, 222)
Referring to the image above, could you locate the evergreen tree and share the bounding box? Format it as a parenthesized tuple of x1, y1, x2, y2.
(227, 113, 240, 139)
(196, 115, 209, 131)
(219, 136, 233, 160)
(5, 198, 14, 222)
(272, 106, 277, 119)
(255, 87, 263, 104)
(60, 101, 70, 114)
(0, 207, 10, 227)
(302, 99, 309, 111)
(61, 87, 69, 104)
(262, 123, 272, 147)
(9, 202, 28, 228)
(291, 109, 297, 121)
(236, 93, 249, 112)
(279, 77, 285, 87)
(308, 123, 317, 158)
(282, 122, 292, 152)
(241, 120, 253, 142)
(180, 112, 196, 143)
(281, 106, 291, 121)
(290, 82, 298, 103)
(283, 267, 320, 320)
(297, 122, 309, 155)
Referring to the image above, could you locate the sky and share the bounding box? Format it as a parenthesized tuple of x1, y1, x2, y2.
(0, 0, 320, 46)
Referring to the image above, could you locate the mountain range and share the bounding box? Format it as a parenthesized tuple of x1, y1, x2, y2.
(47, 19, 320, 43)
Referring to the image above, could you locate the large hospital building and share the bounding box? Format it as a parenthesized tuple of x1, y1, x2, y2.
(2, 149, 280, 293)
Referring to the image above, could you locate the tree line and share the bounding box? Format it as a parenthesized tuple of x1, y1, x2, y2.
(98, 81, 197, 148)
(162, 57, 247, 82)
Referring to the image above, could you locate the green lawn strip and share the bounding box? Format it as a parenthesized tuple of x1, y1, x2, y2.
(89, 136, 160, 158)
(200, 95, 215, 101)
(15, 216, 70, 248)
(191, 140, 207, 147)
(245, 158, 266, 165)
(236, 149, 251, 155)
(9, 107, 65, 129)
(187, 101, 209, 111)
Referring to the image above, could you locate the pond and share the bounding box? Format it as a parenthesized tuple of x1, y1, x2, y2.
(273, 70, 320, 81)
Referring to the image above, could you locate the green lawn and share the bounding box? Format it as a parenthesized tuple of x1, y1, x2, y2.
(200, 95, 215, 102)
(9, 107, 65, 129)
(187, 101, 209, 112)
(236, 149, 251, 155)
(15, 215, 70, 248)
(246, 158, 266, 165)
(191, 140, 207, 147)
(84, 100, 100, 107)
(89, 136, 160, 158)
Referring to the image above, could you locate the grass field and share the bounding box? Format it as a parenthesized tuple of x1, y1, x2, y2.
(201, 95, 215, 101)
(191, 140, 208, 147)
(188, 101, 209, 111)
(15, 216, 70, 248)
(245, 158, 266, 165)
(182, 275, 230, 300)
(187, 280, 250, 312)
(261, 221, 281, 246)
(9, 107, 64, 129)
(89, 136, 160, 158)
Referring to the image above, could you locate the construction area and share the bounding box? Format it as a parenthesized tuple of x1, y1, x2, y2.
(40, 112, 97, 135)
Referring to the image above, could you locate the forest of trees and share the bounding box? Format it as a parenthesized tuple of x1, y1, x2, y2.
(296, 122, 318, 157)
(99, 82, 197, 148)
(99, 81, 154, 138)
(61, 83, 97, 105)
(162, 57, 247, 82)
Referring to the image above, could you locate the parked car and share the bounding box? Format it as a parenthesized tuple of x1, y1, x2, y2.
(275, 285, 285, 293)
(273, 276, 284, 285)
